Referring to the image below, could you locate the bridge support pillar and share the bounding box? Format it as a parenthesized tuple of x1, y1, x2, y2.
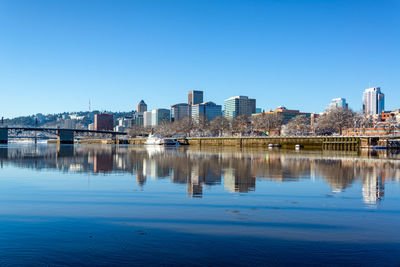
(58, 129, 74, 144)
(0, 128, 8, 144)
(0, 146, 7, 159)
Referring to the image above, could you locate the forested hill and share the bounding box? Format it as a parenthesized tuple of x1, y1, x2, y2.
(2, 110, 134, 128)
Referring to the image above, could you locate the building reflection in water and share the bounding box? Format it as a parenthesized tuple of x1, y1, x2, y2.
(57, 144, 74, 158)
(94, 153, 113, 173)
(362, 171, 385, 206)
(1, 144, 400, 203)
(224, 168, 255, 193)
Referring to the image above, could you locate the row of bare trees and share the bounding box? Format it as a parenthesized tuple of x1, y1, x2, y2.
(129, 107, 399, 138)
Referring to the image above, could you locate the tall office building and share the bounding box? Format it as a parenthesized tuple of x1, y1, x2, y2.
(224, 96, 256, 118)
(363, 87, 385, 115)
(171, 103, 190, 121)
(151, 109, 171, 126)
(132, 112, 144, 126)
(143, 111, 152, 127)
(137, 100, 147, 113)
(326, 98, 348, 111)
(188, 90, 204, 105)
(191, 102, 222, 122)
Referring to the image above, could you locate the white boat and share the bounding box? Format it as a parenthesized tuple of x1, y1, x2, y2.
(145, 132, 162, 145)
(161, 138, 180, 146)
(145, 131, 180, 146)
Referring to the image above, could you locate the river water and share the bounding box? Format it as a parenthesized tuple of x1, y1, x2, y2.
(0, 144, 399, 265)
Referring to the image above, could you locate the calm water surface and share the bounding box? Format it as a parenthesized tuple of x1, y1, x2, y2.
(0, 144, 400, 266)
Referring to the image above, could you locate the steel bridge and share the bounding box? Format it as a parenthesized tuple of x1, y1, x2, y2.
(0, 127, 127, 144)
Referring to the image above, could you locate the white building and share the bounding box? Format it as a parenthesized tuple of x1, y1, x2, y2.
(114, 125, 127, 132)
(143, 111, 152, 127)
(363, 87, 385, 115)
(117, 117, 134, 128)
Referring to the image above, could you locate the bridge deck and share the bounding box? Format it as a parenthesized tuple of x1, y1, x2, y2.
(5, 127, 127, 135)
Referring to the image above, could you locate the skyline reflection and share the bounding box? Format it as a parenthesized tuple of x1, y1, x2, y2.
(0, 144, 399, 205)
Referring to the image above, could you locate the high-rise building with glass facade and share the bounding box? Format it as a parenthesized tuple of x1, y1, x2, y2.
(188, 90, 204, 106)
(363, 87, 385, 115)
(326, 98, 348, 111)
(223, 96, 256, 118)
(171, 103, 190, 121)
(191, 102, 222, 122)
(150, 109, 171, 126)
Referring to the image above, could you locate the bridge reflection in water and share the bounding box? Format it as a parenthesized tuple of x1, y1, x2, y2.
(0, 144, 398, 205)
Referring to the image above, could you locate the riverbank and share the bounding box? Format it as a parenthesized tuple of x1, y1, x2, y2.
(46, 136, 400, 151)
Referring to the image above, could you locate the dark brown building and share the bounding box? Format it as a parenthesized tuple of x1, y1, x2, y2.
(94, 114, 114, 131)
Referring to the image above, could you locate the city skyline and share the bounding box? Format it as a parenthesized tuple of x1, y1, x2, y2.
(1, 86, 392, 120)
(0, 0, 399, 118)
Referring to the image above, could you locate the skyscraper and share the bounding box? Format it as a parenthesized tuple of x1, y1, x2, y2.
(191, 102, 222, 122)
(363, 87, 385, 115)
(137, 100, 147, 113)
(188, 90, 204, 106)
(326, 98, 348, 111)
(171, 103, 190, 121)
(150, 109, 171, 126)
(224, 96, 256, 118)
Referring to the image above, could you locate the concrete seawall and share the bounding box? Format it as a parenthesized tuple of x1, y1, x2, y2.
(46, 136, 400, 151)
(187, 137, 324, 150)
(186, 137, 366, 151)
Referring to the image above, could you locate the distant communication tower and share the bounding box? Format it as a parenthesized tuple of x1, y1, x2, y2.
(89, 99, 91, 112)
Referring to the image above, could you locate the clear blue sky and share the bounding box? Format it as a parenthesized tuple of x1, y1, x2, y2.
(0, 0, 399, 118)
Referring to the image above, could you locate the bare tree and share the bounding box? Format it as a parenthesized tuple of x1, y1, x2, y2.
(329, 107, 356, 134)
(175, 116, 194, 137)
(314, 114, 336, 135)
(352, 113, 374, 128)
(155, 121, 175, 137)
(314, 107, 355, 135)
(383, 116, 398, 135)
(128, 125, 147, 137)
(282, 115, 311, 136)
(210, 116, 231, 136)
(232, 115, 250, 136)
(251, 113, 283, 136)
(191, 115, 210, 137)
